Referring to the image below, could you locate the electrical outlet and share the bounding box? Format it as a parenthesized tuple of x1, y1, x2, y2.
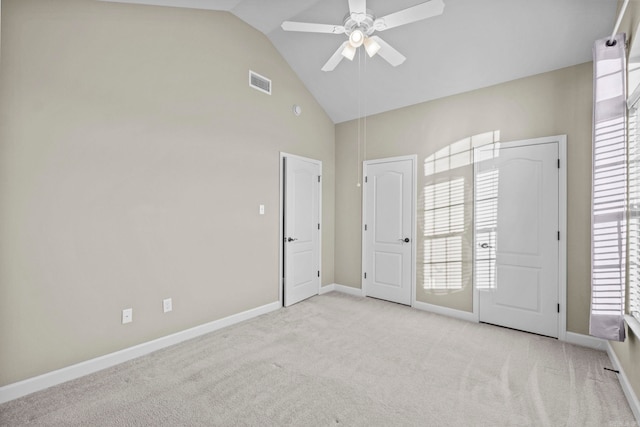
(163, 298, 172, 313)
(122, 308, 133, 324)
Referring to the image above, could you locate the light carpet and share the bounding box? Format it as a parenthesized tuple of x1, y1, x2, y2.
(0, 292, 635, 426)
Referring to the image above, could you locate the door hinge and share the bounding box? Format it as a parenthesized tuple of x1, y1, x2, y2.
(318, 223, 320, 230)
(557, 158, 560, 169)
(557, 303, 560, 313)
(317, 271, 320, 277)
(557, 231, 560, 241)
(364, 272, 367, 279)
(318, 176, 321, 183)
(364, 224, 367, 231)
(365, 176, 368, 183)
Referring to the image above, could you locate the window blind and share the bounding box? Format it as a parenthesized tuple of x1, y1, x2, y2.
(590, 33, 627, 342)
(629, 105, 640, 321)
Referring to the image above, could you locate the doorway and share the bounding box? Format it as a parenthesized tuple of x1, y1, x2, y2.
(362, 155, 417, 306)
(473, 136, 567, 338)
(280, 153, 322, 307)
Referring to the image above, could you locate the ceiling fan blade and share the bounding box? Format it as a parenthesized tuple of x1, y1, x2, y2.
(374, 0, 445, 32)
(322, 41, 349, 72)
(281, 21, 345, 34)
(369, 36, 406, 67)
(348, 0, 366, 15)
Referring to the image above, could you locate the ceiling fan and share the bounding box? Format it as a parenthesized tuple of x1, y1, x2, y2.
(281, 0, 445, 72)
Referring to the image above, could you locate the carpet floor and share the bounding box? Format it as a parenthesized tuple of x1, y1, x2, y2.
(0, 292, 636, 426)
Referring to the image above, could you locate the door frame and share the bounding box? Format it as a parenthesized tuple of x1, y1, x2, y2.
(472, 135, 567, 340)
(361, 155, 418, 306)
(279, 152, 322, 307)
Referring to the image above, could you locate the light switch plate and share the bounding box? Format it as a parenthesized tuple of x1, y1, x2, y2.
(122, 308, 133, 324)
(259, 204, 265, 215)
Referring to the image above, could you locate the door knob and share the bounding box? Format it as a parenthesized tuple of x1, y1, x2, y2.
(287, 237, 298, 242)
(480, 243, 493, 249)
(398, 237, 410, 243)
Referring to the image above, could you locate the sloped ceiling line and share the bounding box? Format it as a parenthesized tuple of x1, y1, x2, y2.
(99, 0, 618, 123)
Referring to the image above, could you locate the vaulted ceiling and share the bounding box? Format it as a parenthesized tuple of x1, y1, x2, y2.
(99, 0, 618, 123)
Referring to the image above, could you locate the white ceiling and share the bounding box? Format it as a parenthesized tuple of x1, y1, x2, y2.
(100, 0, 619, 123)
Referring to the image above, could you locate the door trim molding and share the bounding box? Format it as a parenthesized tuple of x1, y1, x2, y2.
(471, 135, 567, 340)
(361, 154, 417, 306)
(279, 152, 322, 307)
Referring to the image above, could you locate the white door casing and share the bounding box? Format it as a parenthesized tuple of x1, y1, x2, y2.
(475, 138, 562, 338)
(363, 156, 416, 306)
(282, 154, 321, 307)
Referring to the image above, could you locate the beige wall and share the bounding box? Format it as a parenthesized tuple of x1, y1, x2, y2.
(336, 63, 593, 328)
(0, 0, 335, 386)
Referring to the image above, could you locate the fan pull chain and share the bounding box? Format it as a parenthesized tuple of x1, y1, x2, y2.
(363, 50, 367, 167)
(357, 47, 362, 188)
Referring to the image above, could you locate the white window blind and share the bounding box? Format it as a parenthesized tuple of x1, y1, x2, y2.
(474, 168, 499, 290)
(423, 132, 500, 293)
(423, 178, 465, 290)
(629, 105, 640, 321)
(589, 33, 627, 342)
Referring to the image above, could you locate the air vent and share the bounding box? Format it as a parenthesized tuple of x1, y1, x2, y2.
(249, 70, 271, 95)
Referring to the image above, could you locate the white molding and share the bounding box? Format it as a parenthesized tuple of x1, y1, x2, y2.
(625, 314, 640, 338)
(563, 332, 607, 350)
(558, 136, 568, 341)
(413, 300, 478, 323)
(319, 284, 336, 295)
(472, 135, 568, 340)
(607, 342, 640, 423)
(0, 300, 281, 404)
(362, 155, 417, 305)
(279, 152, 323, 307)
(333, 284, 365, 297)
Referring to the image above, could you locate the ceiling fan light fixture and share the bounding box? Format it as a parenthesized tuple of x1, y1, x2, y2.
(348, 29, 364, 48)
(363, 37, 381, 57)
(280, 0, 446, 71)
(341, 43, 357, 60)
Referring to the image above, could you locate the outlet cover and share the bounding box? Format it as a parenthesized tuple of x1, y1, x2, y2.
(163, 298, 172, 313)
(122, 308, 133, 324)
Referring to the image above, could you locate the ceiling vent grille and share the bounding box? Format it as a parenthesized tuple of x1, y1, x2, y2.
(249, 71, 271, 95)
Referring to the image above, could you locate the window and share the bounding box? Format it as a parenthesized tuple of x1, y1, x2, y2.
(628, 106, 640, 321)
(591, 114, 627, 316)
(589, 35, 627, 342)
(474, 168, 498, 290)
(423, 178, 465, 290)
(422, 131, 500, 292)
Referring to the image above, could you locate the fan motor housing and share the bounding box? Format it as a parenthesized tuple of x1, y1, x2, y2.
(343, 11, 375, 36)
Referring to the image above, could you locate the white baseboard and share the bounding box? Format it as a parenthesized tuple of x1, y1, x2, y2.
(0, 300, 281, 404)
(564, 332, 607, 350)
(319, 284, 336, 294)
(412, 300, 478, 323)
(607, 342, 640, 423)
(332, 283, 365, 297)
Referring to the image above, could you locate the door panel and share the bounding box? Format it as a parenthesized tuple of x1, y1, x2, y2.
(375, 172, 404, 243)
(364, 158, 415, 305)
(284, 156, 320, 307)
(374, 252, 403, 287)
(494, 265, 540, 312)
(476, 142, 559, 337)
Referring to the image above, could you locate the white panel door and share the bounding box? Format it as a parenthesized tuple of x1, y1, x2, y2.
(363, 157, 415, 306)
(284, 156, 321, 307)
(476, 142, 559, 337)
